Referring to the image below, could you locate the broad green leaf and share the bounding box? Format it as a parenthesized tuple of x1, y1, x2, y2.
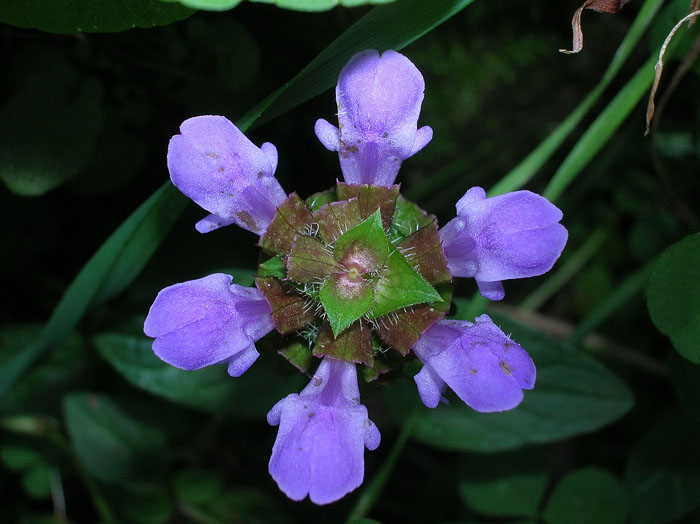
(370, 250, 441, 318)
(458, 449, 548, 518)
(647, 233, 700, 363)
(542, 468, 627, 524)
(0, 0, 193, 33)
(625, 412, 700, 524)
(63, 393, 167, 483)
(93, 332, 304, 417)
(0, 0, 476, 397)
(0, 55, 104, 196)
(389, 313, 633, 452)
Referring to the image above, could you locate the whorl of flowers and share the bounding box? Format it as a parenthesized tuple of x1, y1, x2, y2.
(144, 49, 567, 505)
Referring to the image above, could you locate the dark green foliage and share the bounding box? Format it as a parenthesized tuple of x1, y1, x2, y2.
(2, 0, 700, 522)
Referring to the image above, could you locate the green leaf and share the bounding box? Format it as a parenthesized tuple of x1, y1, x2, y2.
(0, 0, 193, 33)
(542, 468, 627, 524)
(0, 446, 43, 472)
(278, 339, 315, 373)
(0, 55, 104, 196)
(258, 255, 287, 279)
(389, 195, 435, 241)
(0, 0, 476, 396)
(390, 313, 633, 452)
(94, 332, 304, 418)
(22, 465, 52, 499)
(63, 393, 167, 483)
(647, 233, 700, 363)
(458, 449, 548, 518)
(370, 250, 442, 318)
(246, 0, 478, 128)
(625, 412, 700, 524)
(335, 210, 390, 272)
(306, 189, 337, 212)
(320, 274, 374, 337)
(160, 0, 243, 11)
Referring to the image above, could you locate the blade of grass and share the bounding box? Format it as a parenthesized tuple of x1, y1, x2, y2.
(487, 0, 664, 197)
(570, 261, 655, 345)
(542, 54, 656, 201)
(0, 0, 478, 397)
(248, 0, 478, 128)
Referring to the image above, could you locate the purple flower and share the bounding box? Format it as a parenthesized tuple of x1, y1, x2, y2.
(440, 187, 568, 300)
(144, 273, 275, 377)
(267, 357, 381, 505)
(167, 115, 287, 235)
(314, 49, 433, 187)
(413, 315, 536, 413)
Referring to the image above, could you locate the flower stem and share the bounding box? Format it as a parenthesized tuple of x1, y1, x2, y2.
(346, 413, 417, 523)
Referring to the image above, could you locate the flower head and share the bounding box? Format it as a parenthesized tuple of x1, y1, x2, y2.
(144, 273, 275, 376)
(147, 48, 568, 507)
(315, 49, 433, 187)
(267, 357, 380, 505)
(439, 187, 568, 300)
(167, 115, 287, 235)
(413, 315, 536, 412)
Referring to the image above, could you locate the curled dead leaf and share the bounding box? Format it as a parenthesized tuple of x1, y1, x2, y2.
(560, 0, 632, 54)
(645, 8, 700, 135)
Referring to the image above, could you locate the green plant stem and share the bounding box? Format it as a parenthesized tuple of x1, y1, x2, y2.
(521, 228, 608, 311)
(487, 0, 664, 197)
(346, 413, 417, 523)
(570, 260, 655, 345)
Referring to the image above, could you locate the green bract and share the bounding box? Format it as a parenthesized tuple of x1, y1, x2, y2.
(256, 182, 448, 371)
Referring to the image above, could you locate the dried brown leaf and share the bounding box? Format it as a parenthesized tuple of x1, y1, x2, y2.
(560, 0, 632, 55)
(645, 9, 700, 135)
